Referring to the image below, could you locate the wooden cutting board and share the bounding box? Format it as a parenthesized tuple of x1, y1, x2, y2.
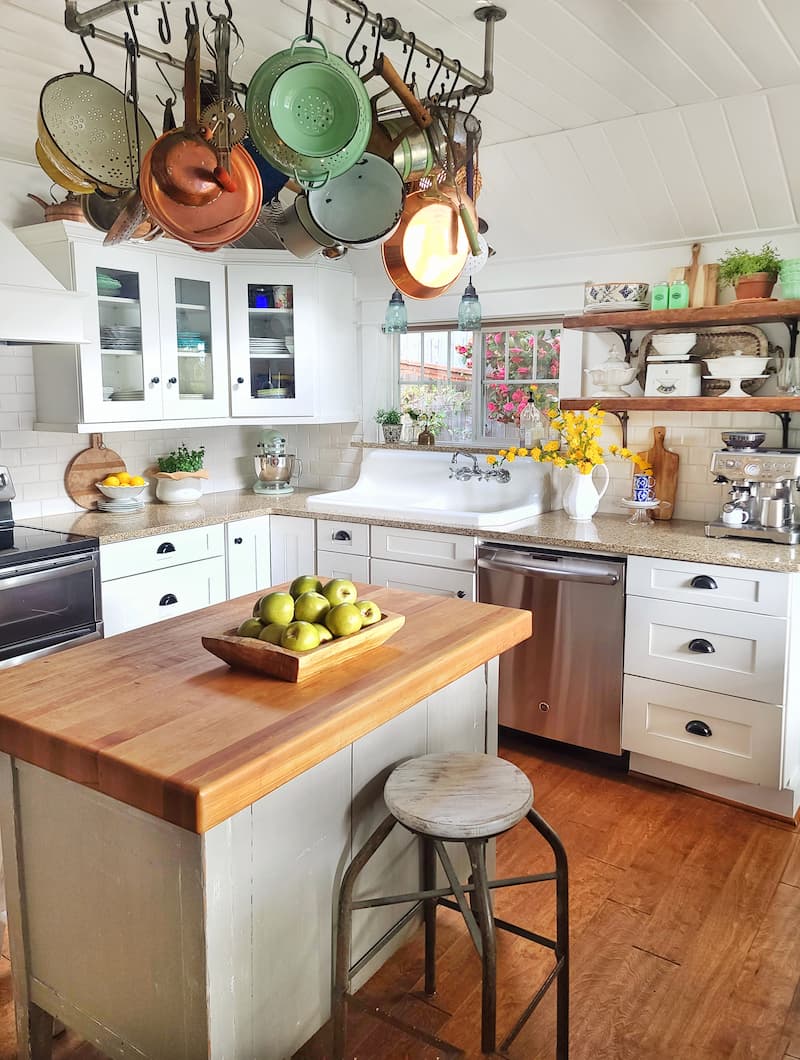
(65, 433, 127, 509)
(637, 426, 679, 521)
(693, 263, 720, 308)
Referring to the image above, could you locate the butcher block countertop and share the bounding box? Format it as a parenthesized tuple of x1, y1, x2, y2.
(0, 587, 530, 834)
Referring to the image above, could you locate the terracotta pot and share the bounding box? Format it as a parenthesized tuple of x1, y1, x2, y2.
(734, 272, 776, 300)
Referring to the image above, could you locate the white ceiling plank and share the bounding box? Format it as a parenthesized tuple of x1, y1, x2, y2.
(601, 117, 683, 243)
(695, 0, 800, 89)
(763, 85, 800, 224)
(640, 109, 720, 239)
(681, 100, 757, 234)
(763, 0, 800, 64)
(558, 0, 714, 106)
(724, 94, 796, 230)
(628, 1, 759, 99)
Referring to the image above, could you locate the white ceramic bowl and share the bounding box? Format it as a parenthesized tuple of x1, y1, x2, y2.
(706, 354, 765, 378)
(96, 482, 146, 500)
(650, 333, 697, 357)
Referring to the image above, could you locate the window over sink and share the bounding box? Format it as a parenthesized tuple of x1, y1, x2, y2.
(396, 322, 562, 444)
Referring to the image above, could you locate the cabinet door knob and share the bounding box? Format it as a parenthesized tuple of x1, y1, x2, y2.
(456, 590, 467, 598)
(688, 637, 715, 654)
(690, 575, 718, 590)
(685, 719, 712, 738)
(236, 376, 245, 385)
(150, 376, 160, 385)
(333, 530, 351, 541)
(156, 541, 176, 554)
(234, 536, 243, 544)
(168, 376, 177, 385)
(159, 593, 178, 606)
(538, 701, 550, 712)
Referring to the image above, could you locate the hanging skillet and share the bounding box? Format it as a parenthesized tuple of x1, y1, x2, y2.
(305, 153, 405, 248)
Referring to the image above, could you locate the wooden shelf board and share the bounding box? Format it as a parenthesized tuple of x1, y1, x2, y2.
(560, 397, 800, 412)
(563, 299, 800, 333)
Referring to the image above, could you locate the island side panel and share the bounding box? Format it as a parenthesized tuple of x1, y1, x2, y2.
(1, 757, 208, 1059)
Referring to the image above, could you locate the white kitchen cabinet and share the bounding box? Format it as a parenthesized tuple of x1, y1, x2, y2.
(370, 557, 475, 600)
(226, 517, 271, 600)
(269, 515, 316, 585)
(626, 555, 790, 617)
(316, 519, 369, 557)
(316, 549, 370, 583)
(370, 525, 476, 571)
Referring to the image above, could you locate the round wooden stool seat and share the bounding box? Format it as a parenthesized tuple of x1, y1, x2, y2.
(384, 752, 534, 840)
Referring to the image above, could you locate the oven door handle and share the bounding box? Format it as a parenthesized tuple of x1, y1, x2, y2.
(477, 557, 621, 586)
(0, 556, 98, 591)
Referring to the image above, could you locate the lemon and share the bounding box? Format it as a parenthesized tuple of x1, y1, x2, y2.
(102, 475, 120, 487)
(116, 472, 132, 485)
(130, 476, 145, 487)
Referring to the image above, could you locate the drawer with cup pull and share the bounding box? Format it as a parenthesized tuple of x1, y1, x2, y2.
(316, 520, 369, 557)
(622, 675, 783, 787)
(624, 596, 787, 704)
(100, 524, 225, 581)
(101, 556, 227, 637)
(370, 525, 476, 571)
(626, 555, 790, 617)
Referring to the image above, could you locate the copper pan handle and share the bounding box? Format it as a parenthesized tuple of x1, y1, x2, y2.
(373, 55, 432, 129)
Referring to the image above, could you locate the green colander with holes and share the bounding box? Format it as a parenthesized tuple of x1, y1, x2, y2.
(246, 36, 371, 188)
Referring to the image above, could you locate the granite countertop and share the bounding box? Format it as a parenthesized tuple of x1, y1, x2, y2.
(22, 488, 800, 574)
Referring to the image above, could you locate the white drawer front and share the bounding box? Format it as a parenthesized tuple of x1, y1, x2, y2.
(370, 525, 475, 571)
(102, 557, 226, 636)
(316, 549, 370, 583)
(625, 596, 787, 704)
(626, 555, 790, 617)
(370, 558, 474, 600)
(623, 675, 783, 787)
(101, 524, 225, 581)
(316, 520, 369, 556)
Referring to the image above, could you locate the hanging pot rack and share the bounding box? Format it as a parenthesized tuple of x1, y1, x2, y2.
(63, 0, 505, 105)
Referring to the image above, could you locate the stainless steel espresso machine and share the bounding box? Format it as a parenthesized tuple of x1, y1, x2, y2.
(706, 432, 800, 545)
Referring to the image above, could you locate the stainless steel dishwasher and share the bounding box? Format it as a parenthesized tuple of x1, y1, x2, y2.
(477, 543, 626, 755)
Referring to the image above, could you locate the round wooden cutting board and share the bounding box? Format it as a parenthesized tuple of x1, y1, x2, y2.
(65, 434, 127, 509)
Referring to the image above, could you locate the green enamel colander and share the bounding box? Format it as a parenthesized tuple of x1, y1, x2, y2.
(246, 36, 371, 188)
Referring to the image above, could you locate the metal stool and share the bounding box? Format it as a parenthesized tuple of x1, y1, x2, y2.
(333, 752, 569, 1058)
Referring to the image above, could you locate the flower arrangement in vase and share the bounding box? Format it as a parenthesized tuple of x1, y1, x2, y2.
(407, 409, 446, 445)
(152, 444, 208, 505)
(486, 405, 652, 521)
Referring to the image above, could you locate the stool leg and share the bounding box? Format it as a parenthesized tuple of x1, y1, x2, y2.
(466, 839, 497, 1055)
(527, 808, 569, 1060)
(333, 813, 398, 1060)
(423, 836, 437, 996)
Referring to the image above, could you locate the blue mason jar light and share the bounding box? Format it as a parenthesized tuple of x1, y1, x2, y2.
(458, 279, 482, 329)
(383, 289, 408, 334)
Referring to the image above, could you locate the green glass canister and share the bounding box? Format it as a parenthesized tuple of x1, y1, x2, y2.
(668, 280, 690, 309)
(651, 281, 670, 311)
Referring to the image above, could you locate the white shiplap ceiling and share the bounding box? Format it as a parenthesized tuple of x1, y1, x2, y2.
(1, 0, 800, 255)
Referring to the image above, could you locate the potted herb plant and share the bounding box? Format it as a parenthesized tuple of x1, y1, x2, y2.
(152, 444, 208, 505)
(718, 242, 782, 301)
(374, 408, 403, 444)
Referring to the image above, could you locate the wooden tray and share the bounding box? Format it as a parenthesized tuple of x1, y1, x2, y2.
(201, 610, 406, 682)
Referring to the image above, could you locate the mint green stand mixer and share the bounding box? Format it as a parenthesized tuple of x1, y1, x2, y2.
(253, 430, 302, 495)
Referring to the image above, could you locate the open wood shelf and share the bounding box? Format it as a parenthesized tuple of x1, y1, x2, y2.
(560, 397, 800, 412)
(563, 299, 800, 333)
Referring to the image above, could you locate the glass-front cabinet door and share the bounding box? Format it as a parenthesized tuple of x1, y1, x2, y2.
(227, 263, 315, 418)
(73, 243, 161, 423)
(157, 257, 229, 419)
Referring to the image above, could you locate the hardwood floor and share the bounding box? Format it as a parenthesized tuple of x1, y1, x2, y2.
(3, 732, 800, 1059)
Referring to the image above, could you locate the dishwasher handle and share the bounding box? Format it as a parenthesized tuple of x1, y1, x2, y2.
(478, 556, 621, 586)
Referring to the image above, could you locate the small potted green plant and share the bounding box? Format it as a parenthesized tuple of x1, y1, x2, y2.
(152, 444, 208, 505)
(718, 242, 782, 301)
(375, 408, 403, 444)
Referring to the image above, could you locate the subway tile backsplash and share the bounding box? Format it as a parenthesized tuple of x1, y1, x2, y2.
(0, 346, 361, 518)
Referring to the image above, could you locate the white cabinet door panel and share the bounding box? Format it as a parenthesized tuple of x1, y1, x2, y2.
(370, 558, 474, 600)
(269, 515, 316, 585)
(102, 557, 226, 636)
(100, 525, 224, 582)
(626, 555, 790, 617)
(226, 517, 271, 600)
(370, 525, 475, 571)
(316, 549, 370, 583)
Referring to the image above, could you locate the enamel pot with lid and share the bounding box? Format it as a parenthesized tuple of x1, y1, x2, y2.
(306, 153, 405, 248)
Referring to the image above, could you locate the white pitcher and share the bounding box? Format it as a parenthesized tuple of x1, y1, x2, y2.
(562, 464, 609, 521)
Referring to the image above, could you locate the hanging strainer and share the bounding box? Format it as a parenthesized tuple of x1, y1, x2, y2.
(38, 73, 156, 195)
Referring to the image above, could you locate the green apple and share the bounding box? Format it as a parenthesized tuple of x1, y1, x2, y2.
(294, 591, 331, 624)
(281, 620, 321, 652)
(325, 602, 363, 638)
(289, 575, 324, 599)
(322, 578, 358, 606)
(257, 591, 295, 625)
(259, 623, 287, 645)
(356, 600, 382, 627)
(236, 617, 264, 638)
(313, 622, 334, 643)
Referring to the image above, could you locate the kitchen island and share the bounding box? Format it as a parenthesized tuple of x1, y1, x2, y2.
(0, 586, 529, 1060)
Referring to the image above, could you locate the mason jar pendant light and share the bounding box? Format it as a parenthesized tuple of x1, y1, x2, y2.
(458, 278, 482, 329)
(383, 288, 408, 334)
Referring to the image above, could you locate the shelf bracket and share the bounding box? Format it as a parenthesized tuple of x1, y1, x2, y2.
(603, 409, 629, 448)
(774, 411, 792, 449)
(610, 329, 634, 360)
(782, 318, 799, 360)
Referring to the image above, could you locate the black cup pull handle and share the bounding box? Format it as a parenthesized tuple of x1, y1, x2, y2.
(234, 536, 243, 544)
(168, 376, 177, 385)
(690, 575, 718, 590)
(688, 637, 715, 654)
(156, 542, 176, 554)
(333, 530, 352, 541)
(686, 719, 712, 738)
(150, 376, 160, 385)
(456, 590, 467, 598)
(159, 593, 178, 606)
(236, 376, 245, 384)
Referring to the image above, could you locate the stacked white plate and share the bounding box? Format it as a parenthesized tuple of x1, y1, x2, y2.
(250, 339, 291, 356)
(97, 497, 145, 514)
(583, 302, 649, 313)
(111, 389, 145, 401)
